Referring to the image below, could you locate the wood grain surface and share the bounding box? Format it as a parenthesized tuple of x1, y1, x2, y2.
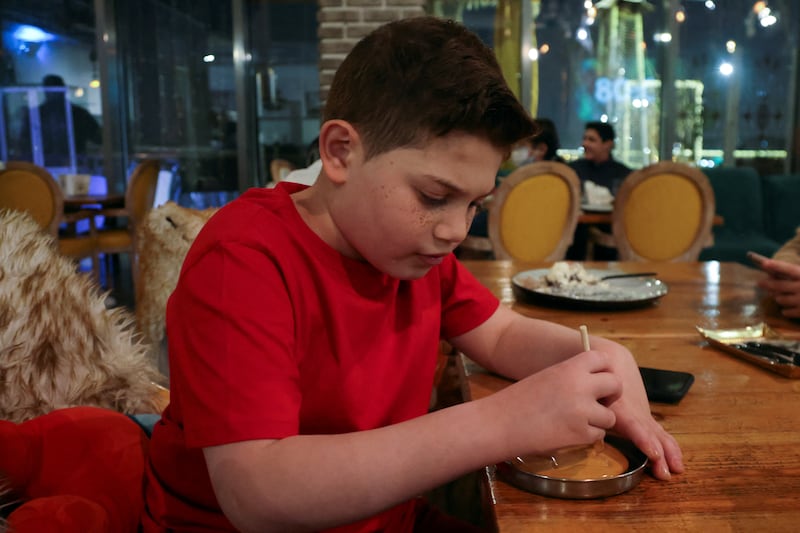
(458, 260, 800, 532)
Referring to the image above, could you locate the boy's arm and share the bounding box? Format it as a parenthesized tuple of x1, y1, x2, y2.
(449, 304, 683, 481)
(204, 340, 623, 532)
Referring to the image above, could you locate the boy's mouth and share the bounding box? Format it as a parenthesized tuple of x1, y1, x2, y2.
(418, 253, 446, 266)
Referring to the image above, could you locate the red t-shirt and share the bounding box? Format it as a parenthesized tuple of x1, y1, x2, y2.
(142, 183, 499, 532)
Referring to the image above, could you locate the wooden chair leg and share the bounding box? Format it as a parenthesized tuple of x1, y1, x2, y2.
(103, 253, 116, 291)
(91, 251, 101, 286)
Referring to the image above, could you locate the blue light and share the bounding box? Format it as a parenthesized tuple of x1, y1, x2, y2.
(13, 24, 55, 43)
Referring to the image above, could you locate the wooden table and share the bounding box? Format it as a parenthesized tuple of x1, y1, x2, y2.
(63, 193, 125, 210)
(457, 260, 800, 532)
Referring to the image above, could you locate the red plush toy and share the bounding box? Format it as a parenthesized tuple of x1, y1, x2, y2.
(0, 406, 149, 532)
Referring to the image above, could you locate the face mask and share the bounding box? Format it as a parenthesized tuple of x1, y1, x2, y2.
(510, 147, 530, 165)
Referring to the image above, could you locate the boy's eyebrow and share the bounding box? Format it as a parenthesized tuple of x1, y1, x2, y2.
(427, 175, 494, 198)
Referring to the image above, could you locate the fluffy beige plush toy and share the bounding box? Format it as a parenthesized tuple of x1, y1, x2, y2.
(135, 201, 218, 373)
(0, 209, 163, 423)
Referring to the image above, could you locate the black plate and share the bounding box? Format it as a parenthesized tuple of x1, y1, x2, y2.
(512, 269, 669, 311)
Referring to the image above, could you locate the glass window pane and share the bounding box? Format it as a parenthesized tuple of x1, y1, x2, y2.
(115, 0, 239, 207)
(249, 0, 320, 181)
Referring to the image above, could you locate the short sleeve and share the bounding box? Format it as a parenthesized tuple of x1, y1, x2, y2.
(439, 255, 499, 339)
(167, 241, 302, 448)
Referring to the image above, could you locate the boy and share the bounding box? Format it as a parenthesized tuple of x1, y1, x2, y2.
(143, 17, 683, 532)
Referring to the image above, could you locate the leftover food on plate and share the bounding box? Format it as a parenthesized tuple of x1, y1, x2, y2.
(512, 263, 669, 309)
(584, 180, 614, 206)
(517, 261, 610, 295)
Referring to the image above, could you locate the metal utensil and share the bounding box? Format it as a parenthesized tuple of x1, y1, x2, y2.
(733, 342, 800, 365)
(601, 272, 658, 281)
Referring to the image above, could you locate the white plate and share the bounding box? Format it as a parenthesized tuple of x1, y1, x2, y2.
(511, 268, 669, 310)
(581, 202, 613, 213)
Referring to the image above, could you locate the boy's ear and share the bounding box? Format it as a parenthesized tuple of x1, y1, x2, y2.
(319, 120, 362, 185)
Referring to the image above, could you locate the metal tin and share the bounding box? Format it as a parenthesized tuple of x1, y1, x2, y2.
(495, 435, 648, 499)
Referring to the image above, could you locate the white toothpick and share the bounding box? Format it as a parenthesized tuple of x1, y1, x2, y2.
(579, 324, 591, 351)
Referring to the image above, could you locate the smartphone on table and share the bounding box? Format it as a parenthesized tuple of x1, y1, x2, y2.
(639, 367, 694, 404)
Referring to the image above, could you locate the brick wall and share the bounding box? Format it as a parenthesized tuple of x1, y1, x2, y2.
(317, 0, 427, 103)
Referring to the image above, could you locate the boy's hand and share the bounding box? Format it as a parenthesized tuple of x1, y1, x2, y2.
(597, 343, 684, 480)
(757, 258, 800, 318)
(490, 350, 621, 457)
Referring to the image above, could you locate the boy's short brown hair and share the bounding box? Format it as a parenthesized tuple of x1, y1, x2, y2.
(324, 16, 535, 159)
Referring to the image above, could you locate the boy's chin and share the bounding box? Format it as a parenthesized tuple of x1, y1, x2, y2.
(379, 261, 435, 281)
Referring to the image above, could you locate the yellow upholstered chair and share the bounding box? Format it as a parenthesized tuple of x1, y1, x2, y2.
(95, 159, 161, 290)
(488, 161, 582, 262)
(0, 161, 98, 278)
(610, 161, 715, 261)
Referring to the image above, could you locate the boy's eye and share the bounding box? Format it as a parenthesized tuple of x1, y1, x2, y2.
(419, 192, 448, 207)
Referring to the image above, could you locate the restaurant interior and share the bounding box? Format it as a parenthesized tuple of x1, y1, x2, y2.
(1, 0, 800, 531)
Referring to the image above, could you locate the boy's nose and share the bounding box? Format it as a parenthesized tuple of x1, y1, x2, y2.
(434, 210, 470, 244)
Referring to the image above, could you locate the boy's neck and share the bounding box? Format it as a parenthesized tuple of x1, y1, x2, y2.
(291, 182, 361, 261)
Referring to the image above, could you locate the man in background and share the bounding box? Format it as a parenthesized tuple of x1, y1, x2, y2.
(16, 74, 102, 168)
(566, 121, 633, 260)
(569, 121, 631, 192)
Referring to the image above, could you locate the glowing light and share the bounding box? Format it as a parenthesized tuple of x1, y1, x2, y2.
(705, 0, 716, 9)
(726, 40, 736, 53)
(675, 9, 686, 23)
(89, 79, 101, 89)
(600, 114, 609, 122)
(527, 48, 539, 61)
(753, 1, 767, 14)
(719, 62, 734, 76)
(584, 0, 593, 9)
(654, 32, 673, 43)
(74, 88, 85, 98)
(576, 27, 589, 41)
(12, 25, 55, 43)
(759, 14, 777, 27)
(632, 99, 642, 108)
(203, 54, 215, 63)
(539, 43, 550, 54)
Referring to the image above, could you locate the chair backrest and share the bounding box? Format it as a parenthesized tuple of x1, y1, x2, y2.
(125, 159, 161, 225)
(270, 159, 295, 182)
(612, 161, 715, 261)
(0, 161, 63, 236)
(488, 161, 581, 262)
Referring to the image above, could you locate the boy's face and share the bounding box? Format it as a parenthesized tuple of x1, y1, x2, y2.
(581, 128, 613, 163)
(331, 131, 502, 280)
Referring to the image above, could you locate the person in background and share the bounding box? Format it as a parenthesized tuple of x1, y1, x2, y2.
(569, 121, 631, 192)
(508, 117, 565, 167)
(464, 118, 565, 253)
(282, 136, 322, 186)
(143, 17, 683, 533)
(566, 121, 632, 260)
(757, 228, 800, 318)
(16, 74, 102, 168)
